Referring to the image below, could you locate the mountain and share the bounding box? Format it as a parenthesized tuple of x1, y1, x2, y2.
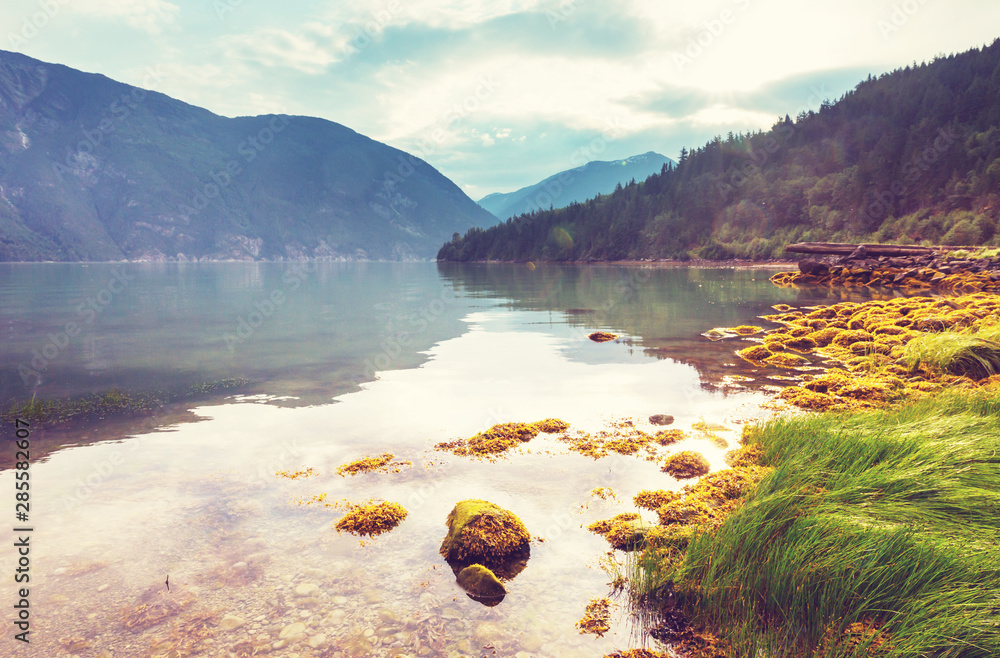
(477, 151, 674, 221)
(440, 40, 1000, 263)
(0, 50, 496, 262)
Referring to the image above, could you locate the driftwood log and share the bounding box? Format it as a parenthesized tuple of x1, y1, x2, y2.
(784, 242, 943, 257)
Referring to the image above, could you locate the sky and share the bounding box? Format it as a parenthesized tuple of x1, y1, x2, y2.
(4, 0, 1000, 200)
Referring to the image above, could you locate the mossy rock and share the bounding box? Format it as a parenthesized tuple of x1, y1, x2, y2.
(661, 451, 711, 479)
(588, 513, 654, 551)
(606, 517, 655, 551)
(456, 564, 506, 605)
(737, 345, 772, 362)
(440, 500, 531, 566)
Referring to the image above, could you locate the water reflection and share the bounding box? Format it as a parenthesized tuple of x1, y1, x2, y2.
(0, 263, 476, 406)
(0, 262, 905, 657)
(1, 303, 770, 657)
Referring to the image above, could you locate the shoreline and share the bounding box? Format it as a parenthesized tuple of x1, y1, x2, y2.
(611, 289, 1000, 657)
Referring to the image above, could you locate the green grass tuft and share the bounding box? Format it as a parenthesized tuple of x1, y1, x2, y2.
(904, 323, 1000, 380)
(670, 388, 1000, 657)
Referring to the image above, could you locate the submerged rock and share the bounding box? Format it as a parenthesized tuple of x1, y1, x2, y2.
(456, 564, 506, 605)
(588, 331, 618, 342)
(440, 499, 530, 565)
(648, 414, 675, 426)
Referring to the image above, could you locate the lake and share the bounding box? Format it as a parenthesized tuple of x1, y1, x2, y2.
(0, 262, 898, 657)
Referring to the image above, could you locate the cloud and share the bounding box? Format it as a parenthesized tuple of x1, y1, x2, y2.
(13, 0, 1000, 197)
(71, 0, 180, 34)
(319, 0, 547, 31)
(217, 28, 343, 74)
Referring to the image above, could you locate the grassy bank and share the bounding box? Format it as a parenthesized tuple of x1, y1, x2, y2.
(670, 389, 1000, 656)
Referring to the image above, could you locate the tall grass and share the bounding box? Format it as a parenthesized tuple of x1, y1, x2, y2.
(672, 389, 1000, 657)
(904, 331, 1000, 380)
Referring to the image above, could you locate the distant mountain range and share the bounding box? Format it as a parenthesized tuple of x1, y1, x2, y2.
(442, 40, 1000, 262)
(0, 49, 495, 262)
(478, 151, 674, 221)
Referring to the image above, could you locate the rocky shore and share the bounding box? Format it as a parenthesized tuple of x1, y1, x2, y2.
(771, 245, 1000, 291)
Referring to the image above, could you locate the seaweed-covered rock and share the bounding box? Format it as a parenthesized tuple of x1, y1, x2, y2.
(533, 418, 570, 433)
(456, 564, 506, 604)
(606, 517, 655, 551)
(335, 501, 408, 537)
(648, 414, 675, 426)
(440, 500, 530, 564)
(662, 451, 711, 479)
(588, 513, 654, 551)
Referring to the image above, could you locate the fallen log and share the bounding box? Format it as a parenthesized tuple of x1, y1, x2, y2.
(785, 242, 937, 257)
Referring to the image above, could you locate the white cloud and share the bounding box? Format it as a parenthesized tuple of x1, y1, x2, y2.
(685, 104, 776, 130)
(14, 0, 1000, 195)
(217, 28, 343, 74)
(71, 0, 180, 34)
(318, 0, 548, 31)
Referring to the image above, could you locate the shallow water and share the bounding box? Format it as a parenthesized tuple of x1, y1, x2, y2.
(0, 263, 903, 657)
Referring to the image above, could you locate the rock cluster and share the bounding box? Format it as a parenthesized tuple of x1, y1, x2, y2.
(773, 251, 1000, 292)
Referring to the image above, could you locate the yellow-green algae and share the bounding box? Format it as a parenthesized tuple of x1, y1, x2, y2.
(587, 513, 654, 551)
(662, 451, 711, 479)
(559, 419, 678, 459)
(439, 499, 530, 563)
(744, 293, 1000, 411)
(334, 500, 408, 537)
(335, 452, 411, 476)
(275, 467, 316, 480)
(436, 419, 569, 459)
(533, 417, 571, 433)
(728, 325, 764, 336)
(577, 597, 612, 637)
(771, 263, 1000, 293)
(634, 490, 681, 511)
(589, 487, 619, 501)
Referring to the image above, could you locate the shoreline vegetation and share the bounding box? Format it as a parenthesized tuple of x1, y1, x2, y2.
(1, 378, 253, 430)
(597, 289, 1000, 657)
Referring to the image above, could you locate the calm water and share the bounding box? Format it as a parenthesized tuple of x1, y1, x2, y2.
(0, 263, 899, 657)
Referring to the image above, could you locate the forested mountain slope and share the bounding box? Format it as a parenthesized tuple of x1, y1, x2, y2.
(440, 40, 1000, 262)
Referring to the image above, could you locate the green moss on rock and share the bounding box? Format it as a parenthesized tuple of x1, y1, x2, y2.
(440, 499, 531, 563)
(456, 564, 506, 601)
